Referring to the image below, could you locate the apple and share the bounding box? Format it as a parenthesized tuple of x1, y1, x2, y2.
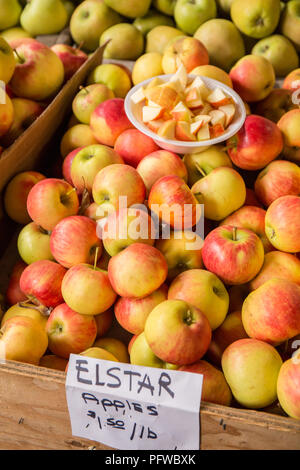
(250, 251, 300, 291)
(20, 260, 66, 309)
(72, 84, 114, 125)
(133, 9, 175, 36)
(168, 268, 229, 330)
(0, 27, 32, 42)
(132, 52, 164, 85)
(148, 175, 201, 230)
(20, 0, 68, 36)
(253, 89, 297, 123)
(242, 278, 300, 345)
(179, 360, 232, 406)
(27, 178, 79, 232)
(17, 222, 54, 265)
(90, 98, 133, 147)
(194, 18, 245, 72)
(104, 0, 151, 18)
(79, 347, 118, 362)
(62, 263, 117, 316)
(145, 83, 179, 111)
(51, 44, 87, 81)
(128, 335, 138, 355)
(1, 303, 48, 329)
(202, 225, 265, 285)
(144, 299, 212, 365)
(130, 332, 178, 369)
(39, 355, 68, 371)
(62, 147, 83, 185)
(277, 353, 300, 419)
(152, 0, 176, 16)
(174, 0, 217, 35)
(0, 0, 22, 31)
(108, 243, 168, 299)
(206, 311, 248, 367)
(60, 124, 98, 158)
(50, 215, 102, 269)
(0, 92, 14, 138)
(283, 68, 300, 91)
(6, 261, 27, 306)
(9, 38, 64, 101)
(280, 0, 300, 52)
(92, 164, 146, 216)
(101, 207, 155, 257)
(70, 144, 123, 195)
(100, 23, 144, 61)
(222, 338, 282, 409)
(191, 65, 233, 88)
(46, 303, 97, 359)
(162, 36, 209, 74)
(84, 202, 105, 222)
(0, 37, 16, 84)
(265, 195, 300, 253)
(229, 55, 275, 102)
(0, 315, 48, 365)
(114, 129, 159, 168)
(226, 115, 284, 170)
(94, 308, 113, 338)
(252, 35, 299, 78)
(220, 206, 273, 253)
(114, 285, 168, 335)
(254, 160, 300, 207)
(230, 0, 281, 39)
(4, 170, 45, 224)
(93, 337, 129, 363)
(277, 109, 300, 163)
(87, 63, 132, 99)
(145, 25, 183, 54)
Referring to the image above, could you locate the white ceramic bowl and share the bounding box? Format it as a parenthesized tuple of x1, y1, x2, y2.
(124, 74, 247, 154)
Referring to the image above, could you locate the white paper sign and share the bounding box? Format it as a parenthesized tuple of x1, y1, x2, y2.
(66, 355, 203, 450)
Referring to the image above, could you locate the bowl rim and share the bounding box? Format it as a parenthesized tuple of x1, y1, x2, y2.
(124, 73, 247, 149)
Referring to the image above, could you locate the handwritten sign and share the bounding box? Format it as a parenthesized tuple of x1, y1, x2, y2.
(66, 355, 203, 450)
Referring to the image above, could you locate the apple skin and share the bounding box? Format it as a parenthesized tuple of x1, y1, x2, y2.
(282, 68, 300, 91)
(253, 89, 297, 123)
(254, 160, 300, 207)
(148, 175, 201, 230)
(9, 38, 65, 101)
(62, 147, 83, 185)
(93, 337, 129, 363)
(220, 205, 273, 253)
(0, 37, 16, 84)
(1, 303, 47, 329)
(132, 52, 164, 85)
(46, 303, 97, 359)
(90, 98, 133, 147)
(27, 178, 79, 232)
(0, 315, 48, 365)
(108, 243, 168, 299)
(205, 311, 248, 367)
(92, 164, 146, 216)
(162, 36, 209, 74)
(128, 335, 138, 354)
(114, 284, 168, 335)
(144, 299, 212, 365)
(229, 55, 275, 102)
(70, 144, 123, 195)
(227, 115, 284, 171)
(39, 355, 68, 371)
(50, 215, 102, 269)
(51, 44, 87, 81)
(6, 261, 27, 306)
(87, 63, 131, 99)
(179, 360, 232, 406)
(130, 332, 178, 369)
(4, 170, 46, 225)
(18, 222, 54, 265)
(242, 279, 300, 345)
(168, 269, 229, 330)
(191, 64, 233, 88)
(250, 251, 300, 291)
(277, 109, 300, 163)
(79, 347, 118, 362)
(114, 129, 159, 168)
(137, 150, 188, 195)
(20, 260, 67, 308)
(265, 195, 300, 253)
(277, 352, 300, 420)
(202, 225, 265, 285)
(101, 207, 155, 257)
(94, 308, 113, 338)
(0, 92, 14, 138)
(60, 124, 98, 158)
(174, 0, 217, 35)
(222, 338, 282, 409)
(72, 84, 115, 125)
(62, 263, 117, 316)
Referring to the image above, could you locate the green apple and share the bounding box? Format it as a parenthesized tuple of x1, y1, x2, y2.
(0, 27, 32, 42)
(183, 145, 232, 187)
(216, 0, 234, 15)
(153, 0, 177, 16)
(133, 9, 174, 36)
(252, 35, 299, 77)
(17, 222, 54, 265)
(174, 0, 217, 35)
(100, 23, 144, 60)
(0, 0, 22, 30)
(146, 25, 184, 54)
(20, 0, 69, 36)
(70, 0, 121, 52)
(87, 63, 131, 98)
(104, 0, 151, 18)
(62, 0, 75, 19)
(230, 0, 281, 39)
(194, 19, 245, 71)
(280, 0, 300, 51)
(0, 37, 16, 84)
(72, 84, 115, 124)
(130, 332, 178, 369)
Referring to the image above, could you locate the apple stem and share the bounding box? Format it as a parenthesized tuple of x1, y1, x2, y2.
(93, 246, 99, 270)
(13, 49, 25, 64)
(79, 187, 91, 215)
(79, 85, 89, 95)
(195, 163, 206, 178)
(18, 299, 52, 317)
(77, 42, 84, 53)
(232, 226, 237, 241)
(66, 187, 76, 197)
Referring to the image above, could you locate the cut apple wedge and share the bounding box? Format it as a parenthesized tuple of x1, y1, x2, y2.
(185, 88, 204, 109)
(219, 103, 235, 127)
(209, 109, 226, 127)
(210, 123, 225, 138)
(190, 115, 211, 134)
(142, 105, 165, 122)
(131, 87, 146, 104)
(171, 101, 193, 122)
(147, 119, 165, 133)
(175, 121, 196, 142)
(169, 63, 188, 93)
(197, 124, 210, 141)
(157, 119, 176, 139)
(207, 87, 232, 107)
(186, 76, 211, 100)
(146, 77, 163, 89)
(145, 84, 179, 111)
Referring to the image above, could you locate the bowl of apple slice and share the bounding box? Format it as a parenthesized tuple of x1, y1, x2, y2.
(125, 64, 247, 154)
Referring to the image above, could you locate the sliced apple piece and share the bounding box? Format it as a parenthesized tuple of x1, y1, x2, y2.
(207, 87, 232, 107)
(169, 63, 188, 93)
(209, 109, 226, 127)
(210, 123, 225, 139)
(146, 77, 164, 89)
(145, 84, 179, 111)
(197, 123, 210, 141)
(185, 88, 204, 110)
(219, 103, 236, 127)
(147, 119, 165, 133)
(142, 105, 165, 122)
(157, 119, 176, 139)
(171, 101, 193, 123)
(131, 87, 146, 105)
(191, 115, 211, 134)
(175, 121, 196, 142)
(186, 76, 211, 100)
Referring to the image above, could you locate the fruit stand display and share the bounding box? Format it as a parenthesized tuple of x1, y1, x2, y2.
(0, 0, 300, 451)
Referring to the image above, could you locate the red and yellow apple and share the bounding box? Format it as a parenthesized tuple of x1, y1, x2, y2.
(51, 44, 87, 81)
(114, 129, 159, 168)
(265, 195, 300, 253)
(250, 251, 300, 291)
